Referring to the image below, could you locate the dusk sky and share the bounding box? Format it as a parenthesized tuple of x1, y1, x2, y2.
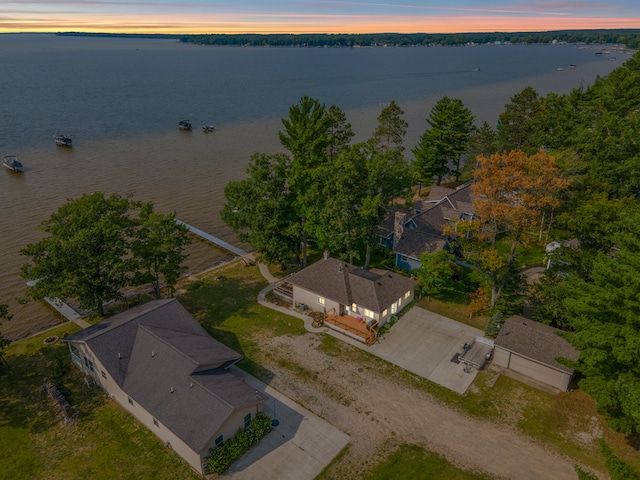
(1, 1, 639, 35)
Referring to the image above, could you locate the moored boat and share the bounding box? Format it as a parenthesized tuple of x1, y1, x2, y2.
(54, 134, 72, 147)
(3, 155, 24, 173)
(178, 120, 192, 131)
(202, 125, 215, 132)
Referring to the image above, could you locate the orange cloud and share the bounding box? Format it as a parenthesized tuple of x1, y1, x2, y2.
(1, 12, 639, 34)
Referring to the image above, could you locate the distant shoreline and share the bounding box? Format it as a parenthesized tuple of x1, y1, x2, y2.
(50, 30, 640, 49)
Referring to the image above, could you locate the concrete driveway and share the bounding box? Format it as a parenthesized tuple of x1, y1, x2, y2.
(225, 367, 350, 480)
(369, 307, 484, 394)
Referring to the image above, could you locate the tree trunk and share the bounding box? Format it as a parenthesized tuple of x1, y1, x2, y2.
(490, 239, 519, 307)
(364, 243, 372, 269)
(301, 230, 308, 268)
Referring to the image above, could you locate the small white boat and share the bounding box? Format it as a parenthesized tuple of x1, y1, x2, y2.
(178, 120, 192, 131)
(54, 134, 72, 147)
(556, 67, 564, 71)
(202, 125, 215, 132)
(568, 64, 577, 69)
(3, 155, 24, 173)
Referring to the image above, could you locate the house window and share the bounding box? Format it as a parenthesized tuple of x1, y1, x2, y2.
(400, 255, 408, 263)
(128, 396, 134, 406)
(378, 236, 387, 247)
(404, 290, 411, 299)
(382, 309, 388, 317)
(153, 417, 159, 428)
(391, 302, 398, 314)
(351, 303, 357, 312)
(101, 370, 107, 379)
(363, 308, 374, 318)
(317, 296, 325, 306)
(215, 435, 224, 448)
(84, 357, 95, 372)
(244, 413, 252, 430)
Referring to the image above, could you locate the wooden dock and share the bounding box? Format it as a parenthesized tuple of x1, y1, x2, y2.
(175, 220, 249, 256)
(26, 280, 82, 321)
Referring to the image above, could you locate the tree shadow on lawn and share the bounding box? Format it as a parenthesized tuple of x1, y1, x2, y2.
(0, 345, 105, 435)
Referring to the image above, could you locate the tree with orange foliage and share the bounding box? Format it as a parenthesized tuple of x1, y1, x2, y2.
(453, 150, 570, 308)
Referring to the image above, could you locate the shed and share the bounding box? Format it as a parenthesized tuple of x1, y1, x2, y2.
(493, 316, 579, 391)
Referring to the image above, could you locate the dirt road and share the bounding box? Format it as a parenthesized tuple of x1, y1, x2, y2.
(259, 334, 590, 480)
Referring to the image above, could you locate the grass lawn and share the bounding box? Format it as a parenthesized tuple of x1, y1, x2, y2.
(363, 444, 493, 480)
(0, 325, 201, 480)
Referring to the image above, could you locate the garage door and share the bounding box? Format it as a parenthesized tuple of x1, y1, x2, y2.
(509, 354, 565, 389)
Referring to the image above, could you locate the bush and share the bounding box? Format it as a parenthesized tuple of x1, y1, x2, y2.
(484, 311, 503, 338)
(205, 413, 273, 474)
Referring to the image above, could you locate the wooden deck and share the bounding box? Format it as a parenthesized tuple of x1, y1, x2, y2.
(323, 313, 378, 345)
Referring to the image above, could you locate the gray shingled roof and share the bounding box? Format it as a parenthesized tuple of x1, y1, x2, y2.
(494, 316, 579, 373)
(426, 186, 455, 202)
(288, 257, 416, 313)
(64, 299, 263, 453)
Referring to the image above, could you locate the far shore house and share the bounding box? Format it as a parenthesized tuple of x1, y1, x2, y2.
(492, 315, 580, 392)
(277, 254, 416, 344)
(378, 182, 476, 271)
(63, 299, 267, 476)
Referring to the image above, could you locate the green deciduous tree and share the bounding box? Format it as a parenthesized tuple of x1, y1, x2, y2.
(221, 153, 300, 266)
(21, 193, 138, 317)
(415, 250, 461, 299)
(131, 204, 191, 299)
(413, 96, 475, 185)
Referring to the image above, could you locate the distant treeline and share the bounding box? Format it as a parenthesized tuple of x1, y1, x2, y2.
(57, 30, 640, 48)
(180, 30, 640, 48)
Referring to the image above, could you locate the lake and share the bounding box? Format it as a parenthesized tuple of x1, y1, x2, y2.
(0, 33, 626, 340)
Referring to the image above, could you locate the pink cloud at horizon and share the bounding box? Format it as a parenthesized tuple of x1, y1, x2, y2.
(1, 0, 640, 35)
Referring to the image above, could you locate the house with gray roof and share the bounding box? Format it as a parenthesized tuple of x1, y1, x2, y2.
(63, 299, 266, 475)
(492, 315, 579, 391)
(286, 255, 416, 343)
(379, 182, 476, 271)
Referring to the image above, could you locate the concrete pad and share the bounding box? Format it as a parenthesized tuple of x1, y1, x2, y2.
(369, 307, 484, 394)
(225, 367, 350, 480)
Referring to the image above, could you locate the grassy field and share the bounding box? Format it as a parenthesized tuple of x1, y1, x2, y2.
(0, 325, 200, 480)
(3, 260, 639, 478)
(362, 444, 494, 480)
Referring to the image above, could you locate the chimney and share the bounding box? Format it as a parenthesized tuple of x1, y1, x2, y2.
(323, 250, 330, 260)
(393, 211, 407, 248)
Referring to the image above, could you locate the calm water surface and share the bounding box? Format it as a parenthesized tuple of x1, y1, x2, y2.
(0, 34, 626, 339)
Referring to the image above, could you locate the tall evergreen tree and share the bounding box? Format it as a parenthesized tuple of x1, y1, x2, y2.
(413, 96, 475, 185)
(496, 86, 545, 154)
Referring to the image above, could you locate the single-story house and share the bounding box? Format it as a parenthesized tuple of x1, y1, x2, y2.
(286, 255, 416, 341)
(378, 182, 476, 271)
(63, 299, 267, 476)
(492, 315, 580, 391)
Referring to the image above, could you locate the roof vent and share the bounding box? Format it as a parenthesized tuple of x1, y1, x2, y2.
(170, 387, 175, 394)
(118, 352, 121, 359)
(323, 250, 330, 260)
(387, 274, 392, 278)
(190, 383, 194, 389)
(151, 351, 156, 358)
(377, 282, 382, 286)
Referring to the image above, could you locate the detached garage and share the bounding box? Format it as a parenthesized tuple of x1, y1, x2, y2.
(493, 316, 579, 392)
